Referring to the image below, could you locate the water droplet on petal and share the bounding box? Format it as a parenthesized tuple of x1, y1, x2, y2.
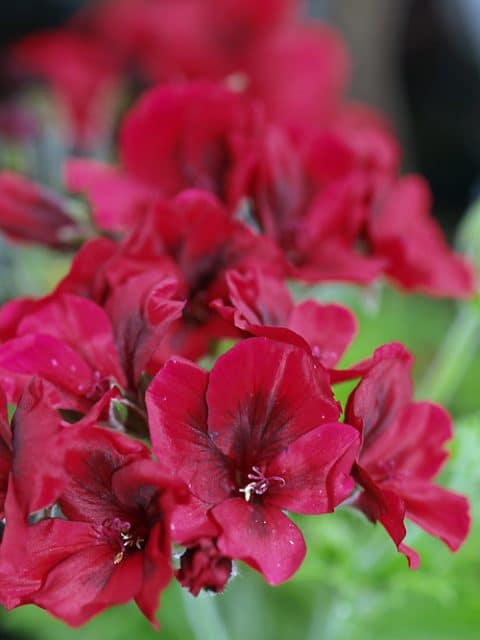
(51, 358, 59, 367)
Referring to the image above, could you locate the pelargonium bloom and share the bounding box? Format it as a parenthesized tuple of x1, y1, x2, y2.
(366, 175, 475, 298)
(0, 284, 183, 415)
(66, 81, 261, 231)
(344, 343, 470, 567)
(58, 190, 287, 362)
(147, 337, 359, 584)
(0, 427, 185, 627)
(244, 125, 387, 284)
(213, 268, 357, 368)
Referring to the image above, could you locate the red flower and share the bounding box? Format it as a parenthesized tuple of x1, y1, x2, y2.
(244, 126, 386, 284)
(0, 285, 183, 413)
(54, 236, 127, 303)
(0, 428, 184, 627)
(121, 82, 259, 201)
(367, 175, 475, 298)
(146, 337, 359, 583)
(67, 82, 261, 231)
(59, 190, 286, 362)
(104, 271, 185, 387)
(0, 293, 125, 412)
(213, 268, 357, 368)
(345, 343, 470, 566)
(0, 172, 81, 249)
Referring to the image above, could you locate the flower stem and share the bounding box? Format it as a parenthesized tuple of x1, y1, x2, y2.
(417, 298, 480, 404)
(181, 589, 229, 640)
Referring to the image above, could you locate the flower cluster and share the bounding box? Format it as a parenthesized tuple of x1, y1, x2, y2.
(0, 0, 473, 630)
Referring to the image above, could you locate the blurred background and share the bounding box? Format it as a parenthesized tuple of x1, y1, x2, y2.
(3, 0, 480, 230)
(0, 1, 479, 639)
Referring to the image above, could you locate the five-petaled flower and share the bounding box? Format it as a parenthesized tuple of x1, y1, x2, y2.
(0, 427, 185, 627)
(147, 337, 360, 584)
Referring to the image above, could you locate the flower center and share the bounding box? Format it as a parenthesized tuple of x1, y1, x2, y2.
(93, 517, 145, 565)
(239, 466, 285, 502)
(83, 370, 114, 402)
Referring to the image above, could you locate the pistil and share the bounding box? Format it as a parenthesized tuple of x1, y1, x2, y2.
(93, 517, 145, 565)
(239, 466, 285, 502)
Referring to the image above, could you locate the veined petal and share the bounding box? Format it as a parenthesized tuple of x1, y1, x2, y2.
(207, 337, 339, 465)
(59, 428, 149, 523)
(147, 357, 209, 464)
(353, 464, 418, 568)
(399, 482, 470, 552)
(105, 271, 184, 385)
(345, 343, 413, 447)
(360, 402, 452, 480)
(135, 521, 173, 628)
(267, 422, 359, 514)
(33, 543, 143, 627)
(213, 498, 306, 585)
(147, 358, 233, 503)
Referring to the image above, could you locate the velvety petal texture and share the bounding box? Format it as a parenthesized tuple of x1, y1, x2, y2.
(345, 343, 470, 565)
(214, 499, 306, 584)
(0, 293, 127, 411)
(147, 337, 359, 583)
(121, 82, 259, 207)
(206, 337, 340, 462)
(0, 426, 183, 627)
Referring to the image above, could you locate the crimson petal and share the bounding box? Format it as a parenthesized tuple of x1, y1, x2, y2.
(267, 422, 359, 514)
(213, 498, 306, 585)
(207, 337, 340, 464)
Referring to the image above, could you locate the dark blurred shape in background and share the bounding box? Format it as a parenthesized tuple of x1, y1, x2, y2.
(0, 0, 84, 44)
(317, 0, 480, 232)
(402, 0, 480, 230)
